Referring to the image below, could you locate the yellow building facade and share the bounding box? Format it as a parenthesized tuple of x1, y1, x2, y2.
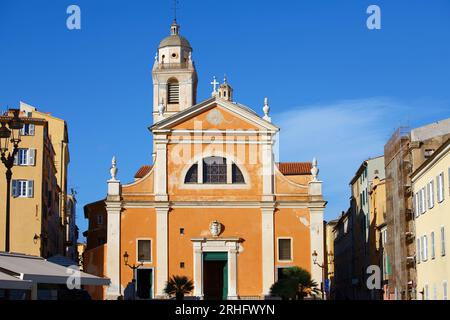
(84, 20, 326, 300)
(412, 138, 450, 300)
(0, 103, 71, 258)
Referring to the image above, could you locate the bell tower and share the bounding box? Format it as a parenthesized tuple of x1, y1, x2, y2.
(152, 20, 198, 123)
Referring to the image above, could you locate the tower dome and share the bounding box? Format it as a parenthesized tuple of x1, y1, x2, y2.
(158, 20, 192, 49)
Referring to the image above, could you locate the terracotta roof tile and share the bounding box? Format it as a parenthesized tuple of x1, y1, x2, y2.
(134, 165, 153, 179)
(277, 162, 312, 175)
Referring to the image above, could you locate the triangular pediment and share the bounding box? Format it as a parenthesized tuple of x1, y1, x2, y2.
(149, 97, 279, 132)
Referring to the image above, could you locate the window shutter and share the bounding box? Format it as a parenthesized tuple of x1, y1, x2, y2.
(27, 180, 34, 198)
(29, 124, 35, 136)
(12, 180, 18, 197)
(431, 232, 435, 259)
(137, 240, 151, 262)
(442, 227, 446, 256)
(278, 239, 292, 261)
(28, 149, 36, 166)
(430, 181, 434, 208)
(417, 238, 421, 263)
(424, 236, 428, 261)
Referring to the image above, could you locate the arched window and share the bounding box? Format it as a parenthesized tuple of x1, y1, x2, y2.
(167, 78, 179, 104)
(184, 157, 246, 185)
(203, 157, 227, 184)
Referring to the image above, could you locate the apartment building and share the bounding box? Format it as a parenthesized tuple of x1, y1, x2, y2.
(412, 138, 450, 300)
(0, 103, 75, 258)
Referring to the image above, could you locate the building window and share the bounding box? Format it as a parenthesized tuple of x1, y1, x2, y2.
(97, 215, 103, 225)
(203, 157, 227, 184)
(12, 180, 34, 198)
(422, 235, 428, 262)
(167, 79, 180, 104)
(424, 149, 435, 159)
(421, 188, 427, 214)
(427, 181, 435, 209)
(180, 262, 185, 269)
(184, 157, 246, 185)
(278, 238, 292, 261)
(137, 240, 152, 262)
(441, 227, 446, 257)
(431, 231, 435, 259)
(415, 192, 420, 216)
(437, 172, 445, 203)
(425, 285, 429, 300)
(184, 163, 198, 184)
(179, 228, 185, 235)
(20, 123, 35, 136)
(14, 148, 36, 166)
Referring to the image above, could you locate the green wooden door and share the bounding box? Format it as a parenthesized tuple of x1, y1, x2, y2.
(203, 252, 228, 300)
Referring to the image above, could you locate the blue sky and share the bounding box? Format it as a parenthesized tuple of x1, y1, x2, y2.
(1, 0, 449, 241)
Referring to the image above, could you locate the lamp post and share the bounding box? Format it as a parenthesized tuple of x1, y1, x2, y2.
(123, 251, 144, 300)
(312, 250, 326, 300)
(0, 109, 24, 252)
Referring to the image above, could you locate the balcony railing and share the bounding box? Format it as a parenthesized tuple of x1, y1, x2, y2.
(157, 62, 189, 70)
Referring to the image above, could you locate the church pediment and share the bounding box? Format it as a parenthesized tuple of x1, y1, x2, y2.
(149, 97, 279, 132)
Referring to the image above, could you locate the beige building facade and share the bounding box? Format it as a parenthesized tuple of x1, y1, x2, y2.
(412, 138, 450, 300)
(0, 103, 73, 258)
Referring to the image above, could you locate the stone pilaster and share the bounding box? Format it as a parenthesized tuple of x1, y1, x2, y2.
(105, 178, 122, 300)
(261, 205, 275, 297)
(155, 205, 169, 298)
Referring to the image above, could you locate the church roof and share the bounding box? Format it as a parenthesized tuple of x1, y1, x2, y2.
(134, 165, 153, 179)
(277, 162, 312, 175)
(159, 35, 192, 49)
(150, 97, 279, 132)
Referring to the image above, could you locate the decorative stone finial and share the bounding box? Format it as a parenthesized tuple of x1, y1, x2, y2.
(263, 97, 271, 122)
(311, 157, 319, 181)
(154, 52, 158, 62)
(211, 76, 219, 97)
(110, 156, 118, 181)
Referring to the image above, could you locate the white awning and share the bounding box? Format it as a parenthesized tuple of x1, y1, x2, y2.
(0, 252, 110, 287)
(0, 271, 33, 290)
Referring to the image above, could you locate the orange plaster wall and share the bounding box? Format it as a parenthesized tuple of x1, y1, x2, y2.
(167, 208, 263, 296)
(120, 208, 157, 289)
(274, 208, 312, 273)
(83, 245, 107, 300)
(172, 105, 263, 131)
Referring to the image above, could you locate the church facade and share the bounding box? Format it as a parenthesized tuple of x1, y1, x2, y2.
(84, 20, 326, 300)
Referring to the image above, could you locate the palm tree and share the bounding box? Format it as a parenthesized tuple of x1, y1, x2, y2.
(164, 275, 194, 300)
(270, 267, 320, 300)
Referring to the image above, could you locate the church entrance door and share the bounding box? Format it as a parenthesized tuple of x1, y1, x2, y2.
(203, 252, 228, 300)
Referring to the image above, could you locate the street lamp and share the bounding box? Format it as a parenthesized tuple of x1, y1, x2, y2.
(312, 250, 325, 300)
(123, 251, 144, 278)
(0, 109, 24, 252)
(123, 251, 144, 300)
